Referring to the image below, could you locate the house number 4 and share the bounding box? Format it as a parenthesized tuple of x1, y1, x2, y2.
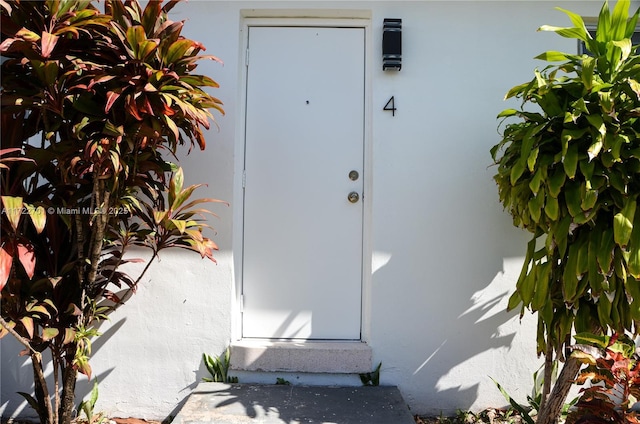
(383, 96, 396, 117)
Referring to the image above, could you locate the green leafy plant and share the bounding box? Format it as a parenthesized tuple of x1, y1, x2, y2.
(359, 361, 382, 386)
(76, 379, 106, 424)
(0, 1, 224, 423)
(492, 362, 577, 424)
(491, 1, 640, 423)
(275, 378, 291, 386)
(202, 348, 237, 383)
(567, 332, 640, 424)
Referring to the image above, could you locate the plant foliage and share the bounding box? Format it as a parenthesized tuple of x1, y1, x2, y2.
(567, 332, 640, 424)
(491, 1, 639, 422)
(491, 0, 640, 358)
(202, 348, 237, 384)
(0, 1, 224, 423)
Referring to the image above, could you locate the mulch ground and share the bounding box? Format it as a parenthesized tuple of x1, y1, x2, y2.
(415, 408, 526, 424)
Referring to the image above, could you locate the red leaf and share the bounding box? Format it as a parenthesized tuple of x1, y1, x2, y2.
(0, 242, 15, 291)
(40, 31, 59, 58)
(17, 243, 35, 279)
(126, 97, 143, 121)
(105, 91, 120, 113)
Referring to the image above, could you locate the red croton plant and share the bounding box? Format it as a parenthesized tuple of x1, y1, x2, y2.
(568, 333, 640, 424)
(0, 1, 224, 423)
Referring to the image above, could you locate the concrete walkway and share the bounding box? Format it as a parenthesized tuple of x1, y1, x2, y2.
(172, 383, 415, 424)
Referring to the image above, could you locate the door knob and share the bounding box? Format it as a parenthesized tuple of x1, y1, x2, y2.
(349, 170, 359, 181)
(348, 192, 360, 203)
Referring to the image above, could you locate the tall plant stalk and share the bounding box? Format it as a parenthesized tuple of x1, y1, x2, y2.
(491, 2, 640, 423)
(0, 1, 225, 422)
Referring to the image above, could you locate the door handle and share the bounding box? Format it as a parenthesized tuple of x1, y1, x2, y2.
(348, 192, 360, 203)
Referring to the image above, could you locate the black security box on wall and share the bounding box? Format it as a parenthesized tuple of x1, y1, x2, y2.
(382, 18, 402, 71)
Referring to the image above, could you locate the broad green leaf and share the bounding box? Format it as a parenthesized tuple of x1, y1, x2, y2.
(579, 160, 595, 182)
(154, 210, 168, 224)
(25, 204, 46, 234)
(548, 168, 566, 198)
(571, 98, 589, 114)
(614, 197, 636, 247)
(534, 69, 547, 88)
(588, 228, 602, 280)
(504, 81, 531, 100)
(565, 181, 583, 217)
(528, 191, 545, 223)
(520, 267, 537, 307)
(597, 293, 613, 327)
(497, 109, 518, 118)
(597, 228, 615, 273)
(126, 25, 147, 58)
(586, 114, 606, 138)
(1, 196, 23, 231)
(42, 328, 59, 342)
(574, 332, 610, 349)
(581, 189, 598, 211)
(563, 244, 580, 302)
(180, 75, 220, 88)
(15, 28, 41, 42)
(170, 219, 187, 234)
(169, 167, 184, 207)
(556, 6, 590, 37)
(507, 290, 523, 312)
(529, 169, 543, 195)
(545, 196, 559, 221)
(531, 262, 551, 310)
(527, 147, 539, 172)
(563, 143, 579, 179)
(576, 237, 590, 276)
(165, 39, 195, 65)
(535, 51, 571, 62)
(538, 25, 589, 42)
(626, 6, 640, 39)
(137, 39, 159, 61)
(627, 207, 640, 278)
(610, 0, 631, 40)
(612, 38, 632, 61)
(171, 185, 199, 211)
(163, 115, 180, 142)
(587, 139, 603, 162)
(611, 134, 628, 161)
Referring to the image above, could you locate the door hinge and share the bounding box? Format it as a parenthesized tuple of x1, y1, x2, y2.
(242, 169, 246, 188)
(240, 294, 244, 312)
(245, 48, 249, 67)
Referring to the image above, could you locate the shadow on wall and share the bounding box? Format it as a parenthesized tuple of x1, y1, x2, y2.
(0, 319, 126, 420)
(369, 190, 536, 415)
(372, 250, 532, 415)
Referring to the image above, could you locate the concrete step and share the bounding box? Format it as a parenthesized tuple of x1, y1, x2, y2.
(172, 383, 415, 424)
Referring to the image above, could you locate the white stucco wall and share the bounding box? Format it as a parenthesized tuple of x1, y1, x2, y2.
(3, 0, 635, 420)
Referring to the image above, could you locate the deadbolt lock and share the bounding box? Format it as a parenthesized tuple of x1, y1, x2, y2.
(349, 170, 359, 181)
(348, 192, 360, 203)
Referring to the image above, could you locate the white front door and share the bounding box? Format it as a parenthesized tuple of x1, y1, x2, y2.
(242, 26, 365, 340)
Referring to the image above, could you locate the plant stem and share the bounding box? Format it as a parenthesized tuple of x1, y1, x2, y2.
(0, 315, 38, 355)
(539, 342, 554, 413)
(32, 351, 55, 424)
(537, 356, 581, 424)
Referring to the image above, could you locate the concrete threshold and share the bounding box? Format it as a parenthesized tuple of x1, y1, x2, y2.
(172, 382, 415, 424)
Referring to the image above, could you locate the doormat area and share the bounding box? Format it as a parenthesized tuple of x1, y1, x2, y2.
(172, 383, 415, 424)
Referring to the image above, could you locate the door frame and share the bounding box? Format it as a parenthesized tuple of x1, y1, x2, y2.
(232, 13, 373, 343)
